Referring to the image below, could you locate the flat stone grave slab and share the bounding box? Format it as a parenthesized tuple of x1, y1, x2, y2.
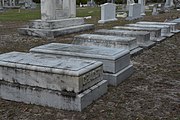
(0, 78, 107, 111)
(170, 18, 180, 26)
(0, 52, 108, 111)
(73, 34, 143, 55)
(113, 26, 166, 42)
(0, 52, 103, 93)
(136, 21, 180, 33)
(30, 43, 134, 86)
(95, 29, 155, 48)
(126, 24, 174, 37)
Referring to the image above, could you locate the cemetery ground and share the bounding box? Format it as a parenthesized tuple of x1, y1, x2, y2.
(0, 7, 180, 120)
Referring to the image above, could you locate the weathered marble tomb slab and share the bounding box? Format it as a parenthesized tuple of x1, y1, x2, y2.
(0, 52, 103, 93)
(136, 21, 180, 33)
(113, 26, 166, 42)
(95, 29, 155, 48)
(126, 24, 173, 37)
(170, 18, 180, 26)
(0, 79, 107, 111)
(30, 43, 134, 86)
(73, 34, 143, 55)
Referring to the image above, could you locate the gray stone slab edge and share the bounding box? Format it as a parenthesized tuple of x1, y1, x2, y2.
(104, 64, 133, 86)
(0, 80, 108, 111)
(130, 47, 143, 56)
(0, 60, 102, 76)
(18, 24, 94, 38)
(139, 41, 156, 49)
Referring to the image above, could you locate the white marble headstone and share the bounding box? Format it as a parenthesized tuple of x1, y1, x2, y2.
(138, 0, 145, 15)
(41, 0, 76, 20)
(98, 3, 117, 23)
(127, 3, 142, 20)
(165, 0, 174, 7)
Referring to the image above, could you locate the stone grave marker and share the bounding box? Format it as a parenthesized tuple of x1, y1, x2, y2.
(95, 29, 155, 48)
(73, 34, 143, 55)
(98, 3, 117, 23)
(138, 0, 145, 15)
(0, 52, 107, 111)
(126, 3, 142, 20)
(126, 24, 173, 37)
(152, 4, 158, 15)
(136, 21, 180, 33)
(18, 0, 94, 38)
(170, 18, 180, 26)
(113, 26, 166, 42)
(126, 0, 135, 10)
(165, 0, 174, 8)
(30, 43, 134, 86)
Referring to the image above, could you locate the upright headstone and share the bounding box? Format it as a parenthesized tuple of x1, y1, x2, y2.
(1, 0, 6, 7)
(0, 2, 3, 11)
(12, 0, 15, 6)
(126, 0, 135, 10)
(87, 0, 95, 7)
(98, 3, 117, 23)
(9, 0, 12, 6)
(41, 0, 56, 20)
(0, 0, 2, 9)
(152, 4, 158, 15)
(165, 0, 174, 8)
(126, 3, 142, 20)
(138, 0, 145, 15)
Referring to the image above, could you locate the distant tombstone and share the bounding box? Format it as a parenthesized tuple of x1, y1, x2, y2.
(80, 3, 83, 7)
(126, 0, 135, 10)
(98, 3, 117, 23)
(158, 3, 165, 12)
(165, 0, 174, 8)
(152, 4, 158, 15)
(87, 0, 96, 7)
(126, 3, 142, 20)
(41, 0, 76, 20)
(0, 2, 3, 11)
(138, 0, 146, 15)
(0, 1, 2, 8)
(58, 0, 75, 18)
(127, 0, 135, 5)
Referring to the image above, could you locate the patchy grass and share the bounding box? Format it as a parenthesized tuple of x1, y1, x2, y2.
(0, 7, 134, 29)
(0, 7, 100, 22)
(0, 9, 41, 21)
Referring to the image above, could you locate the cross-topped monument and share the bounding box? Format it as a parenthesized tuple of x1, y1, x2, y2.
(18, 0, 94, 38)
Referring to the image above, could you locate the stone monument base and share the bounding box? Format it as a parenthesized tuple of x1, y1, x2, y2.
(18, 18, 94, 38)
(0, 80, 107, 111)
(125, 16, 143, 21)
(98, 18, 118, 24)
